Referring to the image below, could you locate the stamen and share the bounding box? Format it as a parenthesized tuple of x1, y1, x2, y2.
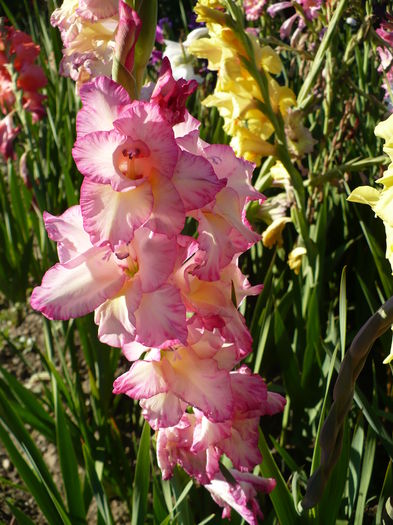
(122, 148, 141, 160)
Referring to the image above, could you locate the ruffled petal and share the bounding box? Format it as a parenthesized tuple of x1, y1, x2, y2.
(133, 228, 177, 292)
(43, 205, 91, 263)
(206, 470, 275, 525)
(31, 246, 125, 320)
(172, 150, 225, 212)
(192, 213, 233, 281)
(80, 179, 153, 247)
(230, 366, 267, 414)
(122, 341, 149, 362)
(145, 173, 185, 236)
(262, 391, 287, 416)
(77, 76, 131, 137)
(76, 0, 118, 20)
(73, 129, 127, 188)
(203, 143, 261, 203)
(94, 279, 142, 348)
(219, 418, 262, 470)
(114, 101, 178, 179)
(165, 347, 233, 422)
(214, 187, 261, 246)
(113, 358, 170, 398)
(173, 110, 200, 138)
(135, 284, 187, 347)
(191, 415, 231, 452)
(140, 392, 187, 430)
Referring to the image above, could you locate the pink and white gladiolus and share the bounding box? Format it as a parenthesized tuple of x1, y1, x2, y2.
(31, 57, 286, 523)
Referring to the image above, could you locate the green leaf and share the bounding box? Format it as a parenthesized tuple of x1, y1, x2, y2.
(170, 468, 193, 525)
(354, 426, 376, 523)
(131, 421, 151, 525)
(54, 386, 86, 524)
(0, 387, 70, 522)
(6, 500, 36, 525)
(347, 419, 364, 518)
(376, 462, 392, 525)
(269, 435, 300, 473)
(297, 0, 349, 107)
(171, 480, 193, 514)
(258, 430, 302, 524)
(302, 287, 322, 386)
(317, 422, 350, 525)
(82, 443, 113, 525)
(0, 419, 61, 524)
(339, 266, 347, 362)
(310, 344, 340, 477)
(0, 366, 55, 442)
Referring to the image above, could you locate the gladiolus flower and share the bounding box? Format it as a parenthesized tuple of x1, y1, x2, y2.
(0, 114, 19, 160)
(30, 206, 187, 348)
(243, 0, 267, 21)
(163, 28, 208, 83)
(73, 74, 222, 247)
(30, 39, 284, 521)
(188, 5, 300, 165)
(288, 246, 307, 274)
(349, 112, 393, 365)
(0, 23, 46, 159)
(206, 470, 276, 525)
(267, 0, 322, 41)
(262, 216, 292, 248)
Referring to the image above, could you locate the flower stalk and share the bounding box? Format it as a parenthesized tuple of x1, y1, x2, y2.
(303, 294, 393, 509)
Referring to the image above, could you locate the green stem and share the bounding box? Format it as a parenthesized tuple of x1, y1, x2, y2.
(307, 155, 389, 186)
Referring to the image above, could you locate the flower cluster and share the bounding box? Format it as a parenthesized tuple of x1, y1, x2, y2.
(50, 0, 120, 88)
(31, 55, 285, 523)
(376, 19, 393, 105)
(188, 1, 297, 166)
(243, 0, 267, 22)
(0, 22, 47, 159)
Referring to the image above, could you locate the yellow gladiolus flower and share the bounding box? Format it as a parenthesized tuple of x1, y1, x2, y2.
(189, 1, 299, 166)
(288, 246, 307, 275)
(261, 217, 291, 248)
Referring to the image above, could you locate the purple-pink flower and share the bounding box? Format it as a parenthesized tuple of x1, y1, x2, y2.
(267, 0, 322, 40)
(243, 0, 267, 21)
(376, 20, 393, 103)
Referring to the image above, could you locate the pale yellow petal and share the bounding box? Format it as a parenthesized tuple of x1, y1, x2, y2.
(262, 217, 291, 248)
(347, 186, 381, 207)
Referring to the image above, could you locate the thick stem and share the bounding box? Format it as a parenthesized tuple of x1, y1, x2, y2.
(302, 295, 393, 509)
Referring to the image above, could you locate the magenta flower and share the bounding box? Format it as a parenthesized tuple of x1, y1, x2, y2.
(174, 254, 262, 359)
(151, 57, 198, 126)
(0, 24, 47, 159)
(50, 0, 119, 85)
(175, 135, 262, 280)
(114, 0, 141, 74)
